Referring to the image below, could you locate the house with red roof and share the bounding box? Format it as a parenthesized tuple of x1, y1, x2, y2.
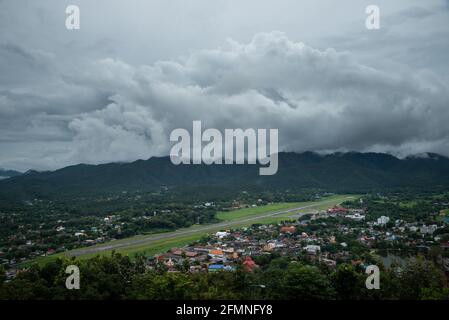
(242, 256, 258, 272)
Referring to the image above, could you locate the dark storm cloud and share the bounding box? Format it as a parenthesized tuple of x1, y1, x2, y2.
(30, 32, 449, 167)
(0, 0, 448, 170)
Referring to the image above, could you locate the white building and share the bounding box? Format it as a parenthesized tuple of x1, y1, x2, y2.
(377, 216, 390, 226)
(420, 225, 438, 235)
(345, 213, 365, 221)
(305, 245, 321, 255)
(215, 231, 230, 239)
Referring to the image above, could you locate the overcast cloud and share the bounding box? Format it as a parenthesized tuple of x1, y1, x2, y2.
(0, 0, 449, 171)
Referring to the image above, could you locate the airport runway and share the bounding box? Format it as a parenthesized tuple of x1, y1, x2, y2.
(69, 196, 352, 257)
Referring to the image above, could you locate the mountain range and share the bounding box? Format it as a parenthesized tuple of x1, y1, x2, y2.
(1, 152, 449, 201)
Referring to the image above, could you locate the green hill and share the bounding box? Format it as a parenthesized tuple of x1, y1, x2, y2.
(1, 152, 449, 201)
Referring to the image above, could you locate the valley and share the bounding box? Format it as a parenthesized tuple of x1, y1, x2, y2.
(28, 195, 353, 263)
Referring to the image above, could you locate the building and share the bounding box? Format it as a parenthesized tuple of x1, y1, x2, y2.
(280, 226, 296, 234)
(208, 264, 224, 272)
(345, 213, 365, 221)
(327, 207, 349, 215)
(377, 216, 390, 226)
(215, 231, 230, 239)
(321, 258, 337, 268)
(185, 251, 198, 258)
(305, 245, 321, 255)
(164, 258, 175, 268)
(420, 225, 438, 235)
(208, 249, 224, 259)
(223, 265, 236, 272)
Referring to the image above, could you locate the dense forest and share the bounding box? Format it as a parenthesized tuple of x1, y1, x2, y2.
(2, 152, 449, 201)
(1, 252, 448, 300)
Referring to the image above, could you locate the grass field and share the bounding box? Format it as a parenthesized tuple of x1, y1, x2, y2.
(216, 202, 304, 220)
(398, 201, 419, 208)
(23, 194, 356, 266)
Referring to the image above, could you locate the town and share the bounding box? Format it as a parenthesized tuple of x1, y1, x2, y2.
(147, 201, 449, 275)
(2, 192, 449, 300)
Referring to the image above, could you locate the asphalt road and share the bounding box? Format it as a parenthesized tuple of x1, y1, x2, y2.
(69, 196, 352, 257)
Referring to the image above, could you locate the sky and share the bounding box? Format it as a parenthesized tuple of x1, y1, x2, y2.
(0, 0, 449, 171)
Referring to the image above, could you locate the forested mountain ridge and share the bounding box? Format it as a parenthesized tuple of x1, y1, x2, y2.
(0, 169, 21, 180)
(1, 152, 449, 200)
